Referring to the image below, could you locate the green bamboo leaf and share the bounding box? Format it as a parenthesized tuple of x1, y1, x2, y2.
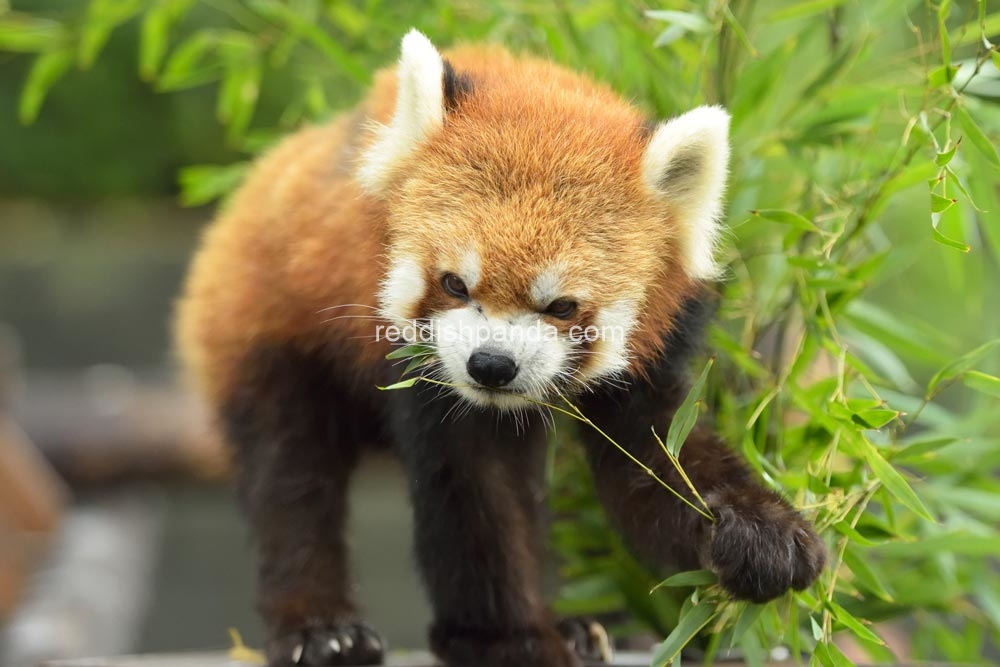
(927, 338, 1000, 396)
(377, 377, 421, 391)
(248, 0, 368, 84)
(860, 438, 935, 522)
(931, 227, 970, 253)
(217, 52, 261, 141)
(891, 436, 958, 462)
(402, 355, 434, 375)
(386, 344, 434, 360)
(938, 0, 952, 69)
(930, 193, 956, 213)
(935, 139, 960, 165)
(874, 532, 1000, 557)
(159, 31, 222, 91)
(728, 603, 764, 649)
(139, 5, 170, 80)
(955, 106, 1000, 168)
(177, 162, 248, 206)
(750, 208, 819, 232)
(963, 370, 1000, 398)
(18, 48, 73, 123)
(814, 640, 854, 667)
(826, 600, 886, 645)
(664, 358, 713, 456)
(140, 0, 195, 80)
(79, 0, 143, 69)
(767, 0, 848, 22)
(810, 616, 824, 642)
(927, 64, 956, 87)
(953, 10, 1000, 46)
(650, 596, 718, 666)
(852, 408, 900, 429)
(843, 545, 894, 601)
(650, 569, 717, 593)
(0, 15, 67, 52)
(645, 10, 712, 33)
(833, 520, 887, 547)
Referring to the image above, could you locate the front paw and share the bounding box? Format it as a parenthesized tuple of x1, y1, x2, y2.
(431, 623, 581, 667)
(557, 617, 613, 664)
(266, 622, 385, 666)
(705, 487, 826, 603)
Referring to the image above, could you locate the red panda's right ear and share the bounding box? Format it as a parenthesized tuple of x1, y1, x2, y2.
(642, 106, 730, 281)
(357, 29, 446, 194)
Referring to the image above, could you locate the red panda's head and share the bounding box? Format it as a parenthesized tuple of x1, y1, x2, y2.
(358, 30, 729, 410)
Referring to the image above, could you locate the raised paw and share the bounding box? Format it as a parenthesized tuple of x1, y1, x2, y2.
(267, 622, 385, 666)
(557, 617, 614, 664)
(705, 487, 826, 603)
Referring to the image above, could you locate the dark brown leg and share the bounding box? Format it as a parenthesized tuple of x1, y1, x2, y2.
(578, 418, 825, 603)
(388, 391, 579, 667)
(222, 344, 385, 666)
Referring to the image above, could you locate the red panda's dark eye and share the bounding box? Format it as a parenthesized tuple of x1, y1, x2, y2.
(544, 298, 578, 319)
(442, 273, 469, 299)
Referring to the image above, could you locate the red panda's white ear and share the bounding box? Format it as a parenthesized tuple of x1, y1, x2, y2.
(357, 29, 445, 194)
(642, 105, 730, 281)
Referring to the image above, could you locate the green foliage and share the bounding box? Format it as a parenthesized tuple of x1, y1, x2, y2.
(3, 0, 999, 664)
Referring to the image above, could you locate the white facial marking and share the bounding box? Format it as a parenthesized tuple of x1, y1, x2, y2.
(378, 255, 425, 328)
(432, 306, 568, 409)
(530, 264, 565, 308)
(458, 248, 482, 291)
(356, 29, 444, 193)
(642, 105, 730, 281)
(577, 299, 638, 383)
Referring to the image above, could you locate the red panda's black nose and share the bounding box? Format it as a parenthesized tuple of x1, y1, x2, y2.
(467, 350, 518, 388)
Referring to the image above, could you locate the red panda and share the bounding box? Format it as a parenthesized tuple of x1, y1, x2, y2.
(176, 30, 825, 667)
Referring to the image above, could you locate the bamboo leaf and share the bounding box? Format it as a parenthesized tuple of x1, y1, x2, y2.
(930, 193, 956, 213)
(843, 545, 894, 601)
(386, 344, 434, 360)
(927, 338, 1000, 396)
(664, 358, 713, 456)
(827, 600, 886, 645)
(0, 15, 67, 52)
(963, 370, 1000, 398)
(650, 596, 718, 666)
(955, 106, 1000, 168)
(139, 0, 194, 80)
(178, 162, 249, 206)
(814, 640, 854, 667)
(935, 139, 960, 166)
(377, 377, 421, 391)
(751, 208, 819, 232)
(859, 438, 935, 522)
(767, 0, 849, 22)
(248, 0, 368, 84)
(650, 569, 717, 593)
(729, 603, 764, 648)
(159, 31, 222, 91)
(18, 48, 73, 123)
(79, 0, 144, 69)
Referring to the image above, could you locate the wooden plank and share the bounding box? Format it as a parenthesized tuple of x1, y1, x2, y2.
(45, 650, 659, 667)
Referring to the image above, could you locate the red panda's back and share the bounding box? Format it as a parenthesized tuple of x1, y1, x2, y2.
(174, 113, 392, 406)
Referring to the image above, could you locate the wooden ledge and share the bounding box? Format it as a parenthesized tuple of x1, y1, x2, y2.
(46, 650, 660, 667)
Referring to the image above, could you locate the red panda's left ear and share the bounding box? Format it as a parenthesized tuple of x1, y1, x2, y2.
(642, 106, 730, 281)
(357, 29, 445, 194)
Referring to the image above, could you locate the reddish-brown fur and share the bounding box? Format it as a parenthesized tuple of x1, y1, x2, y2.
(175, 39, 824, 667)
(176, 45, 697, 406)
